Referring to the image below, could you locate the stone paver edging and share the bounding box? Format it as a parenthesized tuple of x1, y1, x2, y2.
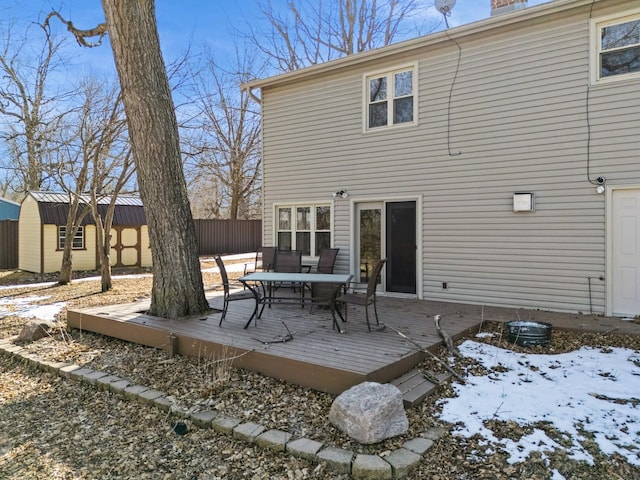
(0, 338, 445, 479)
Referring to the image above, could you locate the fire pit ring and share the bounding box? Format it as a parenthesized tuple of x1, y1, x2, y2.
(505, 320, 552, 347)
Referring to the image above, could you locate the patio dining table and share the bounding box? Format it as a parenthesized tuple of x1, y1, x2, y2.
(239, 272, 353, 332)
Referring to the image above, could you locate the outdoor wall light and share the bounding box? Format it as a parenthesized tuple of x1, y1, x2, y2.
(596, 185, 605, 194)
(333, 190, 349, 199)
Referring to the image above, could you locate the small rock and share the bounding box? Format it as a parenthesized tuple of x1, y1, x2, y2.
(15, 322, 50, 344)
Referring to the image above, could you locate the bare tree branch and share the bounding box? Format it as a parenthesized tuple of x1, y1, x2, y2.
(182, 48, 263, 219)
(0, 20, 74, 194)
(43, 11, 108, 47)
(243, 0, 427, 73)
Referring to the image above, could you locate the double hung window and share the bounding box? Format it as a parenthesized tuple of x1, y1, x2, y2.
(276, 205, 331, 256)
(366, 66, 416, 130)
(58, 225, 85, 250)
(592, 12, 640, 83)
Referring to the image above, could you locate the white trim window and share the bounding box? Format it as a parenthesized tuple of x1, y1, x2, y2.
(58, 225, 85, 250)
(276, 205, 331, 256)
(592, 11, 640, 84)
(365, 65, 416, 130)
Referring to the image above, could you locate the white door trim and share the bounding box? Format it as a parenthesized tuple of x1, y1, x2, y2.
(348, 195, 423, 299)
(606, 184, 640, 317)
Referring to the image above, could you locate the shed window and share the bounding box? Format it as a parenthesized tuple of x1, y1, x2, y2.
(58, 226, 84, 250)
(592, 12, 640, 83)
(276, 205, 331, 256)
(365, 66, 416, 130)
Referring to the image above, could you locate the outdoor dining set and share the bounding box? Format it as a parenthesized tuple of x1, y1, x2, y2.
(214, 248, 386, 334)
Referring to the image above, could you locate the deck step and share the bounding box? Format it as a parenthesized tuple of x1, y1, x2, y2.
(390, 369, 451, 408)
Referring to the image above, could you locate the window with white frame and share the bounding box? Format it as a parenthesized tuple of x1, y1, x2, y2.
(276, 205, 331, 256)
(366, 66, 416, 130)
(58, 225, 85, 250)
(592, 11, 640, 83)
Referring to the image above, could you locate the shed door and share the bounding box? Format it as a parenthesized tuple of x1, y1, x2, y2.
(110, 226, 141, 267)
(612, 189, 640, 317)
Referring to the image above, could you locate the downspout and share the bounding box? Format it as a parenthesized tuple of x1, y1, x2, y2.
(246, 87, 261, 106)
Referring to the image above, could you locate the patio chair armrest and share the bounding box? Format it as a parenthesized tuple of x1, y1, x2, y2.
(342, 281, 366, 294)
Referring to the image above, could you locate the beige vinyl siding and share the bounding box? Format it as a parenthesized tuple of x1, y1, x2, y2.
(260, 0, 640, 314)
(18, 195, 42, 273)
(418, 11, 601, 312)
(42, 225, 59, 273)
(140, 226, 152, 267)
(41, 225, 97, 273)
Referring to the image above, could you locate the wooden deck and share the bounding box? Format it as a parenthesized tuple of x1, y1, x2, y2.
(67, 291, 481, 394)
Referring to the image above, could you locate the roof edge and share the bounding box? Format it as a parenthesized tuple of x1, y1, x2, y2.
(0, 197, 20, 206)
(242, 0, 596, 91)
(27, 191, 143, 206)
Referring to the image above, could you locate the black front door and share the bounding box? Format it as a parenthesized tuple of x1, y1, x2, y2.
(385, 201, 416, 294)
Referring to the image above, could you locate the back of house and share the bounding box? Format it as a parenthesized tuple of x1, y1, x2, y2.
(245, 0, 640, 318)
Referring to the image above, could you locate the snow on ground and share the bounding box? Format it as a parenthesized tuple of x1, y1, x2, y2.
(3, 257, 638, 470)
(0, 296, 66, 322)
(438, 339, 640, 467)
(0, 254, 253, 319)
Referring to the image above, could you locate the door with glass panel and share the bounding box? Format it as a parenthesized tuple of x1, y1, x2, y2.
(356, 203, 382, 286)
(356, 201, 416, 294)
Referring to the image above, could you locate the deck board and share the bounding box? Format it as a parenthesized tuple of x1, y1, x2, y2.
(67, 292, 481, 394)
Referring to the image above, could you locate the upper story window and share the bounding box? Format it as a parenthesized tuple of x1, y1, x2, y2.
(276, 205, 331, 256)
(592, 11, 640, 84)
(58, 225, 85, 250)
(365, 66, 416, 130)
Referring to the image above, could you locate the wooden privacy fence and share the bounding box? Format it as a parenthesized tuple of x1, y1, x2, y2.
(194, 219, 261, 256)
(0, 220, 18, 269)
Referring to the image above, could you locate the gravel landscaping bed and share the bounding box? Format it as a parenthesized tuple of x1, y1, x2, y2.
(1, 268, 639, 479)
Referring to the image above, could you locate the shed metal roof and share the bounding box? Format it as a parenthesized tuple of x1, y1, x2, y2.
(29, 191, 146, 226)
(29, 191, 143, 206)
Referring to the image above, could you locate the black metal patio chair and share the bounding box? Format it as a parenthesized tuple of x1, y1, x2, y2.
(315, 247, 340, 273)
(215, 255, 255, 326)
(271, 249, 303, 302)
(260, 246, 277, 272)
(243, 247, 277, 286)
(335, 258, 386, 331)
(307, 248, 340, 311)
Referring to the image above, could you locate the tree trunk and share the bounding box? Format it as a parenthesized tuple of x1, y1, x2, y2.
(58, 198, 89, 285)
(59, 247, 73, 285)
(100, 254, 112, 292)
(101, 0, 208, 318)
(93, 210, 113, 292)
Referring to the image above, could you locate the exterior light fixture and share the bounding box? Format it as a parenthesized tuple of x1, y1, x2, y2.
(596, 185, 605, 194)
(333, 190, 348, 199)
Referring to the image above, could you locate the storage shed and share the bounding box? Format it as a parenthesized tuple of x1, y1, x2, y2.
(18, 191, 152, 273)
(0, 197, 20, 220)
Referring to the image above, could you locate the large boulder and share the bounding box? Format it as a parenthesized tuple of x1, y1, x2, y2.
(329, 381, 408, 444)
